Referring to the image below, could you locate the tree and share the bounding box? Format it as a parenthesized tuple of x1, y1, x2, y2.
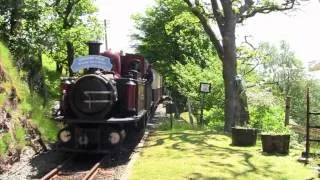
(259, 41, 304, 97)
(0, 0, 24, 43)
(132, 0, 223, 115)
(0, 0, 102, 98)
(183, 0, 298, 132)
(47, 0, 102, 75)
(132, 0, 212, 73)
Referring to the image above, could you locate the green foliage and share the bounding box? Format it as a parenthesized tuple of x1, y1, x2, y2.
(0, 42, 29, 101)
(180, 112, 197, 124)
(0, 0, 102, 77)
(0, 42, 59, 142)
(0, 134, 11, 154)
(15, 127, 27, 145)
(42, 55, 61, 98)
(158, 117, 203, 131)
(0, 93, 5, 105)
(31, 102, 59, 141)
(246, 85, 290, 134)
(133, 0, 224, 125)
(203, 108, 224, 131)
(250, 105, 289, 134)
(46, 0, 103, 73)
(254, 41, 305, 96)
(170, 57, 224, 108)
(132, 0, 216, 71)
(239, 41, 309, 129)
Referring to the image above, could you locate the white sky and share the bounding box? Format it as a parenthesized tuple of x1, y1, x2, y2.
(94, 0, 320, 64)
(94, 0, 155, 53)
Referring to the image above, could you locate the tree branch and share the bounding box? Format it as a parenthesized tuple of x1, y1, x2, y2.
(238, 0, 296, 23)
(239, 0, 254, 15)
(243, 61, 260, 76)
(210, 0, 224, 32)
(244, 36, 256, 50)
(184, 0, 224, 61)
(62, 0, 81, 28)
(246, 81, 279, 89)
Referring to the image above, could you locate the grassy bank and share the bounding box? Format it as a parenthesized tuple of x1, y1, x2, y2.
(131, 121, 316, 179)
(0, 42, 59, 154)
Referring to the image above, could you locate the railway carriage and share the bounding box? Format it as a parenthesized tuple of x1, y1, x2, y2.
(53, 42, 162, 153)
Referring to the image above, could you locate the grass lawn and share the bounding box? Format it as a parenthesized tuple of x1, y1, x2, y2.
(130, 130, 317, 180)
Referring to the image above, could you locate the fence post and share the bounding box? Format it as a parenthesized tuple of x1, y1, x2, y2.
(170, 113, 173, 129)
(187, 98, 194, 125)
(306, 88, 310, 164)
(200, 93, 204, 126)
(166, 102, 175, 130)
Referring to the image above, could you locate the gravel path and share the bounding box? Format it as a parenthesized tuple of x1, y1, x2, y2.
(0, 147, 68, 180)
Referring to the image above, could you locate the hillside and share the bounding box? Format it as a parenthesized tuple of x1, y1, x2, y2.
(0, 42, 59, 172)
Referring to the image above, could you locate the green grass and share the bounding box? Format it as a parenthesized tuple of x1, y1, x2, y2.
(15, 127, 27, 146)
(0, 42, 60, 151)
(180, 112, 198, 125)
(158, 117, 198, 131)
(131, 129, 317, 179)
(42, 54, 61, 99)
(0, 133, 11, 154)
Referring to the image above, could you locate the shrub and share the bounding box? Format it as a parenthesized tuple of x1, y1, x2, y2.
(250, 104, 289, 134)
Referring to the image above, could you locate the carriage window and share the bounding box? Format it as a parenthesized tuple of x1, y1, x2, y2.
(129, 60, 141, 72)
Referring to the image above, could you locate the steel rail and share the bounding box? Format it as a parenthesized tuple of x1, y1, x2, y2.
(83, 155, 109, 180)
(40, 154, 76, 180)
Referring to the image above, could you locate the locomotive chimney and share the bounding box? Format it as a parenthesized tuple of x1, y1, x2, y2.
(87, 41, 102, 55)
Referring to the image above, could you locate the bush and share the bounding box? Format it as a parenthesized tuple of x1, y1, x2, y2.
(250, 105, 289, 134)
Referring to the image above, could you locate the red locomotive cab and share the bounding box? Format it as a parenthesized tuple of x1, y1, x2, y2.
(126, 79, 136, 113)
(101, 50, 121, 78)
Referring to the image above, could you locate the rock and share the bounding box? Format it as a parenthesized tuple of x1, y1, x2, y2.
(20, 146, 36, 162)
(0, 157, 10, 174)
(0, 86, 5, 94)
(7, 146, 20, 164)
(0, 64, 7, 82)
(18, 116, 28, 128)
(7, 87, 19, 109)
(5, 112, 11, 119)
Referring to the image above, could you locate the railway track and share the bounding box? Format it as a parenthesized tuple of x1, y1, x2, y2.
(40, 103, 164, 180)
(40, 130, 145, 180)
(40, 154, 105, 180)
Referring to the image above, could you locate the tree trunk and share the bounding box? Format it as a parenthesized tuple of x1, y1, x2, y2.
(38, 50, 43, 68)
(222, 15, 240, 132)
(66, 41, 74, 76)
(56, 62, 63, 74)
(9, 7, 18, 36)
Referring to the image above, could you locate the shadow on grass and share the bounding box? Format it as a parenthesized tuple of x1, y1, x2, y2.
(143, 130, 311, 179)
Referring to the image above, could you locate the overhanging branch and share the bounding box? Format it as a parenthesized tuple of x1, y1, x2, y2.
(184, 0, 224, 61)
(210, 0, 224, 33)
(238, 0, 296, 23)
(239, 0, 254, 15)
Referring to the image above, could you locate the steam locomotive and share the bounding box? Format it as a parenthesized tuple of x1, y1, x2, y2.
(53, 42, 162, 153)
